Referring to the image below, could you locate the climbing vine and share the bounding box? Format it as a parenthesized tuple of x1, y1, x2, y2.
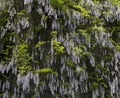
(0, 0, 120, 98)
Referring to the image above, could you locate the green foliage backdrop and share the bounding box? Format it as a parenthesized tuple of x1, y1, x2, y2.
(0, 0, 120, 98)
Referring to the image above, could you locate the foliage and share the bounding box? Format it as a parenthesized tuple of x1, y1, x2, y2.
(14, 44, 32, 75)
(0, 0, 120, 98)
(35, 41, 46, 48)
(0, 8, 8, 27)
(52, 40, 65, 54)
(36, 68, 54, 73)
(66, 60, 75, 67)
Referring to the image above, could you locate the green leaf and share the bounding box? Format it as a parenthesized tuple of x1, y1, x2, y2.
(36, 68, 53, 73)
(35, 41, 46, 48)
(66, 60, 75, 67)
